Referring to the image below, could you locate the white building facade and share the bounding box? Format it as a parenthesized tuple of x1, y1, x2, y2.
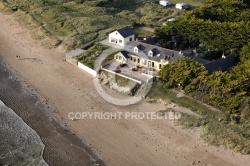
(108, 27, 135, 47)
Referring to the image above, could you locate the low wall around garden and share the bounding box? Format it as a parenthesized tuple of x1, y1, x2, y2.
(78, 62, 97, 77)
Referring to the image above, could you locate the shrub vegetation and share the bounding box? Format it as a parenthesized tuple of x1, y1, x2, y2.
(0, 0, 202, 50)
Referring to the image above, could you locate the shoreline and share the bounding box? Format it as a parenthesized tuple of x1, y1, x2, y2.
(0, 98, 48, 166)
(0, 12, 249, 166)
(0, 60, 106, 166)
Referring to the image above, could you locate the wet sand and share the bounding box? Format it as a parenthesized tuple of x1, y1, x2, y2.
(0, 61, 106, 165)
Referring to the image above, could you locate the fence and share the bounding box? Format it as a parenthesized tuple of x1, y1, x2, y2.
(101, 67, 142, 84)
(78, 62, 97, 77)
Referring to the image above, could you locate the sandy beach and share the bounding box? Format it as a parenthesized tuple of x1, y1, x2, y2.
(0, 51, 105, 165)
(0, 12, 249, 166)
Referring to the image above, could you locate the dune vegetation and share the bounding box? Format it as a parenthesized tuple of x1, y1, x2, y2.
(0, 0, 202, 51)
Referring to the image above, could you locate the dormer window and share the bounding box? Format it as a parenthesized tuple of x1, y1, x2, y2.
(148, 50, 153, 57)
(134, 47, 138, 53)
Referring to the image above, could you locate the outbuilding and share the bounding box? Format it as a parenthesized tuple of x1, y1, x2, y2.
(109, 27, 135, 47)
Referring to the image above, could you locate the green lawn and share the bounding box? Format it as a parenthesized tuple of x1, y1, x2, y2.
(132, 26, 154, 38)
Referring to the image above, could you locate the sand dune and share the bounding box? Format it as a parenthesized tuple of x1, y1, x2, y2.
(0, 12, 249, 166)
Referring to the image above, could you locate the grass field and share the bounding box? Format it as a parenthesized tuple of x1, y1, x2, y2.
(0, 0, 204, 51)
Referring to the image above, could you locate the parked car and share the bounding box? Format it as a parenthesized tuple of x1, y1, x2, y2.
(115, 69, 121, 73)
(132, 68, 138, 71)
(120, 64, 127, 67)
(176, 3, 190, 10)
(159, 0, 172, 7)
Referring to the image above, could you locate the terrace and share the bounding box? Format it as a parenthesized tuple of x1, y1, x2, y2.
(101, 60, 153, 84)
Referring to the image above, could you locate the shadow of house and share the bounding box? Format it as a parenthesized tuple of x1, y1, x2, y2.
(194, 55, 237, 74)
(140, 37, 158, 46)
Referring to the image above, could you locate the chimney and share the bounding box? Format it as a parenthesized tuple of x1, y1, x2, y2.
(222, 54, 226, 59)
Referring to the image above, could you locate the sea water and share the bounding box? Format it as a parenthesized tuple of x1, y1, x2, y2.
(0, 100, 48, 166)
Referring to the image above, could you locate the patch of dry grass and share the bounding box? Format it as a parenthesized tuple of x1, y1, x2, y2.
(41, 36, 62, 49)
(0, 2, 14, 14)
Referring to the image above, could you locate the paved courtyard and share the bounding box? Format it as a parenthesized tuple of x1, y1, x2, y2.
(102, 60, 153, 84)
(100, 39, 124, 50)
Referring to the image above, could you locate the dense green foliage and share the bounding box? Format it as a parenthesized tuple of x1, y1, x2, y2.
(159, 57, 250, 112)
(157, 0, 250, 113)
(155, 0, 250, 54)
(155, 0, 250, 154)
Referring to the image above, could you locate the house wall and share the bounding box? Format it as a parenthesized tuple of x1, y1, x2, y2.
(123, 35, 135, 46)
(109, 31, 135, 46)
(152, 60, 169, 70)
(129, 54, 168, 71)
(114, 52, 128, 63)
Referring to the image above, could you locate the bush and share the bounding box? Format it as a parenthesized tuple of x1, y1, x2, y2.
(76, 43, 109, 69)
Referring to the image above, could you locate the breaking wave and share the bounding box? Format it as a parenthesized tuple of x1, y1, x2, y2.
(0, 100, 48, 166)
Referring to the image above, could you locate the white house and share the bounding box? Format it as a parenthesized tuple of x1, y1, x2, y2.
(108, 27, 135, 47)
(176, 3, 190, 10)
(114, 41, 180, 71)
(159, 0, 171, 7)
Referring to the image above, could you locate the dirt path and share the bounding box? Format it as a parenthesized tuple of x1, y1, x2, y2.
(0, 13, 249, 166)
(140, 27, 155, 33)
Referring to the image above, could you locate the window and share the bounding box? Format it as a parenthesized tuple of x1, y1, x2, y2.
(152, 62, 154, 67)
(138, 59, 140, 63)
(130, 57, 133, 61)
(148, 61, 151, 68)
(119, 40, 122, 43)
(111, 38, 116, 43)
(159, 64, 162, 69)
(130, 37, 133, 41)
